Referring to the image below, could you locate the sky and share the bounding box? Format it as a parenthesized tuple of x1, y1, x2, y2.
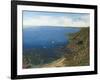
(23, 11, 90, 28)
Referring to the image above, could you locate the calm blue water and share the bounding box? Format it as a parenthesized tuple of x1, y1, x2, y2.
(23, 26, 80, 49)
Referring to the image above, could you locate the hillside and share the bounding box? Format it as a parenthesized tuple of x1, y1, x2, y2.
(43, 27, 89, 67)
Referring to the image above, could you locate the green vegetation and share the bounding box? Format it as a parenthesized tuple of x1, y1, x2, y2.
(22, 48, 62, 68)
(63, 27, 90, 66)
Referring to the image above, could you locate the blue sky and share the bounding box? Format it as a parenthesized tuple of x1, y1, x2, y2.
(23, 11, 90, 28)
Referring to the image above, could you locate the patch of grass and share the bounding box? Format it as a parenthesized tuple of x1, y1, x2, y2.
(63, 27, 90, 66)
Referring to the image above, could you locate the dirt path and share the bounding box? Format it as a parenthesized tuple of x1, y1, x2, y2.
(42, 57, 66, 67)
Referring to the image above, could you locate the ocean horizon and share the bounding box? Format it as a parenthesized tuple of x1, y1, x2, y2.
(23, 26, 80, 49)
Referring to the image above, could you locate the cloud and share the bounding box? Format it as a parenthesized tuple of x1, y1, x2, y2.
(23, 14, 90, 28)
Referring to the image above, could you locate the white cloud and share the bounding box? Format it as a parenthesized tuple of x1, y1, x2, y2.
(23, 15, 90, 28)
(71, 15, 90, 27)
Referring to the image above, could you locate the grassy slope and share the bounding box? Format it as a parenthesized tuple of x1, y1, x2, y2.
(43, 27, 89, 67)
(63, 27, 89, 66)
